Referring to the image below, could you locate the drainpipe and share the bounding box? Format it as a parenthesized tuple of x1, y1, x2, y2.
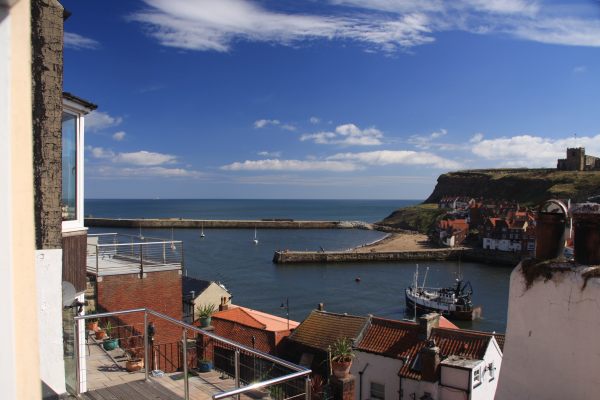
(358, 363, 369, 400)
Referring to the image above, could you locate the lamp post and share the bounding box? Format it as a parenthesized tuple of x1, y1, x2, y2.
(280, 298, 290, 330)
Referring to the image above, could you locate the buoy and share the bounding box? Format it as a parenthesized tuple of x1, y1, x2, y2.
(355, 277, 361, 282)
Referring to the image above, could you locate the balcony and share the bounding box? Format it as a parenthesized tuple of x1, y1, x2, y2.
(73, 308, 311, 400)
(87, 233, 184, 276)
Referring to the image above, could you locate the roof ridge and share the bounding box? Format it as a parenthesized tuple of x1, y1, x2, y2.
(313, 309, 367, 319)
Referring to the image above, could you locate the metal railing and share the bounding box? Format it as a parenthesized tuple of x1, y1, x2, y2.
(87, 233, 184, 276)
(74, 308, 311, 400)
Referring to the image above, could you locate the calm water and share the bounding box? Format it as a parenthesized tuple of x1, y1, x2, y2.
(86, 199, 513, 333)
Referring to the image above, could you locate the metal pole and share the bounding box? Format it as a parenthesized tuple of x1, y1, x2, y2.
(140, 244, 144, 277)
(96, 246, 99, 276)
(74, 320, 81, 396)
(144, 311, 149, 381)
(305, 376, 312, 400)
(234, 350, 241, 400)
(183, 328, 190, 400)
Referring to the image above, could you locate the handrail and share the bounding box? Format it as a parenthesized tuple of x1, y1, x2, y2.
(213, 370, 311, 400)
(93, 240, 183, 247)
(74, 307, 311, 373)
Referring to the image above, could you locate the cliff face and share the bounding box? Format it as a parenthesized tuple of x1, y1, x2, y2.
(424, 169, 600, 205)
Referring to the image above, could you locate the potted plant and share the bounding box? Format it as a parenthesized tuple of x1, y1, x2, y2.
(330, 337, 355, 379)
(102, 321, 119, 351)
(94, 324, 106, 340)
(86, 310, 99, 332)
(197, 304, 216, 328)
(125, 349, 144, 372)
(197, 359, 213, 372)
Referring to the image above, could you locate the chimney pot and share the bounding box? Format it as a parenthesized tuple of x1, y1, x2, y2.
(317, 303, 325, 311)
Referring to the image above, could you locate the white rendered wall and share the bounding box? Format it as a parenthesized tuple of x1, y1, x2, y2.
(351, 350, 402, 400)
(496, 263, 600, 400)
(0, 6, 17, 398)
(471, 339, 502, 400)
(35, 249, 66, 394)
(193, 283, 231, 311)
(401, 378, 438, 400)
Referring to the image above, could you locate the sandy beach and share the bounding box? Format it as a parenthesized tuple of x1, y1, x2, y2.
(355, 232, 433, 252)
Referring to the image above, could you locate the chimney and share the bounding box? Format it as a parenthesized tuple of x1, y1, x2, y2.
(317, 303, 325, 311)
(418, 313, 440, 340)
(420, 340, 440, 382)
(219, 296, 229, 311)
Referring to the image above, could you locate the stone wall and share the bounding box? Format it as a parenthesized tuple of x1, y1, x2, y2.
(32, 0, 64, 249)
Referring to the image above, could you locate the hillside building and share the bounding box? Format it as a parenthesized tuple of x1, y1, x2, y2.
(557, 147, 600, 171)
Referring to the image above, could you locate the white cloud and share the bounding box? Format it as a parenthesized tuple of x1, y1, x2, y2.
(130, 0, 435, 53)
(112, 131, 126, 141)
(409, 128, 447, 149)
(64, 32, 100, 50)
(86, 111, 123, 132)
(254, 119, 280, 128)
(309, 117, 321, 124)
(221, 159, 359, 172)
(90, 165, 204, 179)
(257, 151, 282, 158)
(88, 147, 177, 166)
(328, 150, 462, 169)
(573, 65, 587, 74)
(470, 133, 484, 143)
(281, 124, 297, 131)
(470, 134, 600, 167)
(301, 123, 384, 146)
(115, 151, 177, 166)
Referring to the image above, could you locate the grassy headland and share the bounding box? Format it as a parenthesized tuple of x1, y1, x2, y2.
(378, 169, 600, 232)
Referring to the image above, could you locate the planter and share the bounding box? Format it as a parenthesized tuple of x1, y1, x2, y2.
(197, 360, 213, 372)
(331, 360, 352, 379)
(572, 204, 600, 265)
(103, 338, 119, 351)
(87, 321, 99, 332)
(199, 316, 211, 328)
(126, 358, 144, 372)
(95, 330, 106, 340)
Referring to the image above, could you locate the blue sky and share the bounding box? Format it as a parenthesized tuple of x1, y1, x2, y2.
(62, 0, 600, 199)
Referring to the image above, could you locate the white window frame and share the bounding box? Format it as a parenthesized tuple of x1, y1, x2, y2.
(61, 100, 87, 233)
(370, 381, 385, 400)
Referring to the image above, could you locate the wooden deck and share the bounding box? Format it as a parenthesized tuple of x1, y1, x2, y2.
(82, 379, 180, 400)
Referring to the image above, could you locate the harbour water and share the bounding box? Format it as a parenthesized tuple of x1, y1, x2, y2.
(86, 199, 514, 333)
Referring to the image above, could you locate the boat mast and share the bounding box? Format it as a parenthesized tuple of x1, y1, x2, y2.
(421, 266, 429, 289)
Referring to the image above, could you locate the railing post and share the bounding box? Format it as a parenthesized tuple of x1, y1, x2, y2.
(163, 242, 166, 264)
(182, 328, 190, 400)
(234, 350, 241, 400)
(96, 246, 99, 276)
(144, 311, 149, 381)
(74, 320, 81, 396)
(140, 244, 144, 277)
(305, 376, 311, 400)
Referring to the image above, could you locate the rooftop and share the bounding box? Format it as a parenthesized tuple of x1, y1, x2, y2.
(212, 306, 299, 331)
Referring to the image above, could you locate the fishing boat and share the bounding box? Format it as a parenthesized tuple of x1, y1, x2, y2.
(405, 265, 481, 321)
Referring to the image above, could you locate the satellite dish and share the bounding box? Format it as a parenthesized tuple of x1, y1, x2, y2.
(62, 281, 77, 308)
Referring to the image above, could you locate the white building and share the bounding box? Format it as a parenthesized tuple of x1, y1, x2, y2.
(182, 276, 232, 323)
(352, 315, 503, 400)
(496, 260, 600, 399)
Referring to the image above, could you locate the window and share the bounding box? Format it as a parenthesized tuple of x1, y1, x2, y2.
(370, 382, 385, 400)
(473, 367, 482, 387)
(488, 362, 495, 380)
(62, 112, 78, 221)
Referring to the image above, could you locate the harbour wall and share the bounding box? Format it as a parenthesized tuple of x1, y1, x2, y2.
(273, 248, 523, 266)
(85, 217, 370, 230)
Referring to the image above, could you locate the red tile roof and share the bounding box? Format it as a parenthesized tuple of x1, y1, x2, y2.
(212, 306, 299, 332)
(287, 310, 369, 352)
(356, 318, 421, 359)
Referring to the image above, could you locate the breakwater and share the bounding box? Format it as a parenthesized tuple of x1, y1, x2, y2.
(273, 247, 523, 266)
(85, 217, 373, 230)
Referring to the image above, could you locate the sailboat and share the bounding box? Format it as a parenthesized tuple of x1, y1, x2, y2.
(200, 223, 205, 238)
(253, 227, 259, 245)
(170, 228, 177, 251)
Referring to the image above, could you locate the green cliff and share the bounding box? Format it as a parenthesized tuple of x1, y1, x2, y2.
(379, 169, 600, 232)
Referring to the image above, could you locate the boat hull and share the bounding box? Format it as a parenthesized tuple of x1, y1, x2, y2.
(405, 295, 481, 321)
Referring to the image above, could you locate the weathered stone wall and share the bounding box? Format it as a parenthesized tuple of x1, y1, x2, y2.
(32, 0, 64, 249)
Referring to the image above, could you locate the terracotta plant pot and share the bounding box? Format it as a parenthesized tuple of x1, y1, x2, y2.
(87, 321, 99, 332)
(331, 360, 352, 379)
(95, 330, 106, 340)
(126, 358, 144, 372)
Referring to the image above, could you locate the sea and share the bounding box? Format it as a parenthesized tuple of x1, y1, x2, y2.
(86, 199, 513, 333)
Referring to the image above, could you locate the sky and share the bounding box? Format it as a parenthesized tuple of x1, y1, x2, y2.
(62, 0, 600, 199)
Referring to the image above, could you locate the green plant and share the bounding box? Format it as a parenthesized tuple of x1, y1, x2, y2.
(330, 337, 354, 363)
(197, 303, 216, 318)
(87, 309, 98, 323)
(104, 321, 113, 338)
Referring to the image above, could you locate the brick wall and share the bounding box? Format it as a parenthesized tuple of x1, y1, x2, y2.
(96, 270, 183, 346)
(32, 0, 64, 250)
(212, 318, 276, 354)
